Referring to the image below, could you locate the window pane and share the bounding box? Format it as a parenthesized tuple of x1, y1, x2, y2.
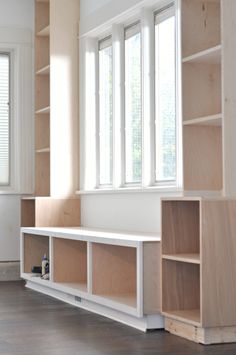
(0, 54, 10, 185)
(125, 31, 142, 184)
(155, 15, 176, 182)
(99, 44, 113, 185)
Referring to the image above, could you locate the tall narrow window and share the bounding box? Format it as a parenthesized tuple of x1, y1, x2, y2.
(155, 8, 176, 182)
(98, 37, 113, 186)
(125, 23, 142, 184)
(0, 53, 10, 185)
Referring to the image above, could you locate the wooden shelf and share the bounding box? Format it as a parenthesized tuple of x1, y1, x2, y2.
(36, 148, 50, 154)
(35, 106, 50, 114)
(162, 309, 201, 326)
(97, 294, 137, 308)
(183, 114, 222, 127)
(36, 65, 50, 76)
(182, 45, 221, 64)
(37, 25, 50, 37)
(162, 254, 200, 264)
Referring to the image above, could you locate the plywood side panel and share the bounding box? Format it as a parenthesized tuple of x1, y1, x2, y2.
(35, 153, 50, 196)
(92, 244, 136, 297)
(21, 200, 35, 227)
(143, 242, 161, 314)
(24, 234, 49, 273)
(182, 63, 221, 121)
(35, 1, 49, 33)
(183, 126, 222, 190)
(53, 238, 87, 283)
(162, 260, 200, 313)
(50, 0, 79, 196)
(35, 37, 49, 71)
(222, 0, 236, 197)
(182, 0, 221, 57)
(201, 200, 236, 327)
(35, 75, 50, 111)
(162, 201, 200, 254)
(35, 198, 80, 227)
(35, 114, 50, 150)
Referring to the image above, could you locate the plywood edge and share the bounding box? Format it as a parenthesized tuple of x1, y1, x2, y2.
(143, 242, 161, 314)
(165, 318, 236, 344)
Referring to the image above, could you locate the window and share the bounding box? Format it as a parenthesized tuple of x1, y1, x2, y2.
(155, 7, 176, 182)
(81, 2, 178, 192)
(98, 37, 113, 185)
(0, 53, 10, 185)
(124, 23, 142, 184)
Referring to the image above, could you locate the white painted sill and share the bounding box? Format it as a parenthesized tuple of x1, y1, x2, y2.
(76, 186, 183, 195)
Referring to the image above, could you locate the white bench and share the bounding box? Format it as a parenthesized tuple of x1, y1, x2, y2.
(20, 227, 163, 331)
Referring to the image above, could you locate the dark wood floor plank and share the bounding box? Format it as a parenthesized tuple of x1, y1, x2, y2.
(0, 282, 236, 354)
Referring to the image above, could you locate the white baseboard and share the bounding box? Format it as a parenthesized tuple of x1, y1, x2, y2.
(0, 261, 20, 281)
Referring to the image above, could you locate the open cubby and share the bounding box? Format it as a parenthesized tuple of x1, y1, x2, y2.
(23, 234, 49, 275)
(53, 238, 87, 292)
(35, 153, 50, 196)
(182, 0, 221, 58)
(35, 75, 50, 112)
(35, 37, 49, 72)
(35, 114, 50, 151)
(182, 63, 221, 121)
(162, 200, 200, 256)
(35, 1, 49, 34)
(162, 259, 200, 325)
(92, 243, 137, 307)
(183, 125, 223, 191)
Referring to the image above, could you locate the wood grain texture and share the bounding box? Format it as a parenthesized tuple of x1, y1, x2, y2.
(35, 114, 50, 151)
(182, 63, 221, 121)
(162, 200, 200, 255)
(183, 126, 222, 190)
(24, 234, 49, 273)
(35, 36, 49, 71)
(201, 200, 236, 327)
(35, 75, 50, 112)
(21, 200, 35, 227)
(222, 0, 236, 197)
(162, 260, 200, 315)
(92, 243, 136, 298)
(182, 0, 221, 57)
(35, 153, 50, 196)
(143, 242, 161, 314)
(35, 1, 49, 33)
(53, 238, 87, 284)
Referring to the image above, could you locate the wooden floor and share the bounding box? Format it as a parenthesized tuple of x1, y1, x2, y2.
(0, 282, 236, 354)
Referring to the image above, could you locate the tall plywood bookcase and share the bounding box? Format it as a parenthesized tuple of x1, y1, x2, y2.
(162, 0, 236, 344)
(21, 0, 80, 227)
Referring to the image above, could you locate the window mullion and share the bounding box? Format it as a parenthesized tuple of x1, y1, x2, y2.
(112, 24, 125, 188)
(141, 8, 155, 187)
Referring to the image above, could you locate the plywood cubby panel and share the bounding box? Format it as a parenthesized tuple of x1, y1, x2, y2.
(53, 238, 87, 292)
(182, 0, 221, 58)
(182, 63, 221, 121)
(21, 198, 81, 227)
(35, 1, 49, 34)
(35, 37, 49, 71)
(35, 153, 50, 196)
(162, 200, 200, 255)
(23, 234, 49, 274)
(35, 75, 50, 112)
(162, 259, 200, 325)
(92, 243, 136, 307)
(35, 114, 50, 151)
(183, 125, 223, 191)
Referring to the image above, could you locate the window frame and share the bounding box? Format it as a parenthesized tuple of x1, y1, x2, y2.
(80, 0, 182, 194)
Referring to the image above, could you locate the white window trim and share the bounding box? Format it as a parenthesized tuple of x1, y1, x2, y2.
(0, 28, 33, 194)
(79, 0, 182, 195)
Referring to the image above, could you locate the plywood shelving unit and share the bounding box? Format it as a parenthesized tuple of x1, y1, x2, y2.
(21, 0, 80, 227)
(182, 0, 222, 192)
(20, 227, 163, 331)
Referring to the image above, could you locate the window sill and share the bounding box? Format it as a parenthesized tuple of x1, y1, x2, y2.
(76, 186, 183, 195)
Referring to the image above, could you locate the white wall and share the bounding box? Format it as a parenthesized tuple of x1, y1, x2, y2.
(80, 0, 181, 234)
(0, 0, 34, 261)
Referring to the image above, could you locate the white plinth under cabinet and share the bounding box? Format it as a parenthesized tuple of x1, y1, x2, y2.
(20, 227, 163, 331)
